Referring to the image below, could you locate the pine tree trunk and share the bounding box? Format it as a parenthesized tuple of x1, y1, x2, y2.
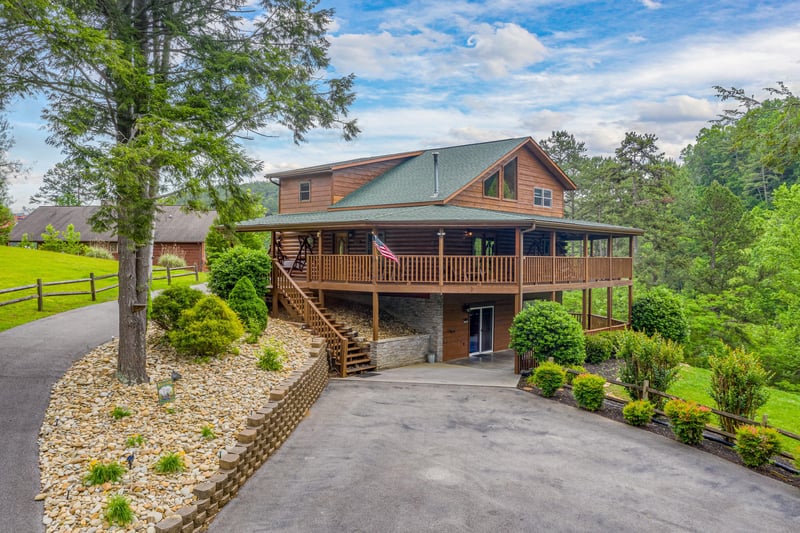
(116, 233, 152, 384)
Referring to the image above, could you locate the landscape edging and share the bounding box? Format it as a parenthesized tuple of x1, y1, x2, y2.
(153, 337, 329, 533)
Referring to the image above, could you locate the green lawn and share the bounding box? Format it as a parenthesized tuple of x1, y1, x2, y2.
(668, 365, 800, 451)
(0, 246, 206, 332)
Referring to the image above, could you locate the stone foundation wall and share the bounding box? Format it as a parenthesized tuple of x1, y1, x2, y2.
(381, 294, 443, 361)
(371, 334, 431, 369)
(154, 339, 329, 533)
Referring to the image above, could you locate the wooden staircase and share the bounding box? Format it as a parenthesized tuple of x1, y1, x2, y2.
(272, 263, 376, 377)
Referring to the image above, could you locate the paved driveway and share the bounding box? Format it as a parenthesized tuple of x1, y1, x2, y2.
(209, 380, 799, 532)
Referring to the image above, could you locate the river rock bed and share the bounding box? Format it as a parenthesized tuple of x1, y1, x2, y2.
(37, 318, 312, 532)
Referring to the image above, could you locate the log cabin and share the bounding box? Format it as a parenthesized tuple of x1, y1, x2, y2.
(238, 137, 643, 376)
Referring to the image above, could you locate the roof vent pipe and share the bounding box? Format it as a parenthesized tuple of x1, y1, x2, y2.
(432, 152, 440, 198)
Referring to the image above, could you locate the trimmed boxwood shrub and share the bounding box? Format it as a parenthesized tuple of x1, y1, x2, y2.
(617, 330, 683, 407)
(622, 400, 655, 426)
(169, 295, 244, 357)
(208, 246, 272, 300)
(585, 334, 614, 364)
(572, 373, 606, 411)
(151, 285, 203, 331)
(510, 301, 585, 366)
(227, 277, 268, 342)
(664, 399, 711, 445)
(735, 425, 782, 467)
(631, 287, 689, 343)
(528, 361, 565, 397)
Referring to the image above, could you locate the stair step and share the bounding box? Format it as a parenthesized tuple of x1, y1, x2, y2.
(346, 363, 377, 374)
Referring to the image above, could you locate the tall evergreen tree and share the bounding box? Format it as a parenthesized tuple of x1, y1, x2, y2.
(0, 0, 358, 383)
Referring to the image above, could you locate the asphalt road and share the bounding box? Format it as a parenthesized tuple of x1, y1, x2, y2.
(0, 301, 118, 533)
(209, 380, 799, 533)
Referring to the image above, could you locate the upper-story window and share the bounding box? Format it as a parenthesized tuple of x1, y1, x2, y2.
(483, 158, 517, 200)
(534, 187, 552, 208)
(299, 181, 311, 202)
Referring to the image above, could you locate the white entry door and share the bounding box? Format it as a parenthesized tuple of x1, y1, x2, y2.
(468, 306, 494, 355)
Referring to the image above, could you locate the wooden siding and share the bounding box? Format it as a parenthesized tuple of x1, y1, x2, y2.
(153, 242, 207, 271)
(442, 294, 515, 361)
(450, 145, 565, 216)
(331, 158, 412, 203)
(279, 175, 332, 213)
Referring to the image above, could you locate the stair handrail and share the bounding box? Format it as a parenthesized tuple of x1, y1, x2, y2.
(273, 262, 350, 377)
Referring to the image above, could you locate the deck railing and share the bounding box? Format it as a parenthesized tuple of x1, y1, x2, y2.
(305, 254, 632, 286)
(273, 263, 350, 377)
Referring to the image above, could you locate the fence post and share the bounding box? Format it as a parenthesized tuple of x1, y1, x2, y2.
(642, 379, 649, 401)
(90, 272, 96, 301)
(166, 265, 172, 285)
(762, 414, 769, 427)
(194, 264, 199, 281)
(37, 278, 44, 311)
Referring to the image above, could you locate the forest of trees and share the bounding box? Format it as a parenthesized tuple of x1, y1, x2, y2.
(542, 84, 800, 390)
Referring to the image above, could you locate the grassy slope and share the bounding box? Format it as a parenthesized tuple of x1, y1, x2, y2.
(669, 365, 800, 451)
(0, 247, 206, 332)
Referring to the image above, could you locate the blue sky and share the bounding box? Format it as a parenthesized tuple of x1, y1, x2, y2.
(5, 0, 800, 211)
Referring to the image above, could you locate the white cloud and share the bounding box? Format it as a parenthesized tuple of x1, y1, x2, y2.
(640, 0, 662, 9)
(635, 95, 716, 123)
(464, 23, 547, 78)
(627, 34, 646, 43)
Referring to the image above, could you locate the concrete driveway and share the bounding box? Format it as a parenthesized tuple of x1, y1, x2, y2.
(209, 380, 799, 533)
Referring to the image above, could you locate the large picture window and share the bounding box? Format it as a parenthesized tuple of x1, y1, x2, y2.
(299, 181, 311, 202)
(534, 187, 552, 208)
(502, 159, 517, 200)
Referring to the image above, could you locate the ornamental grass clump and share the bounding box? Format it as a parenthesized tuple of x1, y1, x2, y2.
(709, 346, 770, 435)
(735, 425, 782, 467)
(154, 451, 186, 474)
(622, 400, 655, 426)
(110, 406, 131, 420)
(157, 253, 187, 268)
(572, 373, 606, 411)
(85, 460, 125, 485)
(105, 493, 134, 526)
(169, 295, 244, 357)
(663, 399, 711, 445)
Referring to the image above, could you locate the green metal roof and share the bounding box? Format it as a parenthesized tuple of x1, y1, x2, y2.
(331, 138, 529, 208)
(237, 205, 644, 235)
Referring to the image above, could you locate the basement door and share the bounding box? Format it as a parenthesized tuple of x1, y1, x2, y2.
(468, 306, 494, 355)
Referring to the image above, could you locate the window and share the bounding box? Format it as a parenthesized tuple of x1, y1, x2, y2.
(483, 171, 499, 198)
(299, 182, 311, 202)
(502, 159, 517, 200)
(534, 187, 552, 208)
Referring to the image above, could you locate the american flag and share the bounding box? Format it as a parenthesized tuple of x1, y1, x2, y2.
(373, 234, 399, 263)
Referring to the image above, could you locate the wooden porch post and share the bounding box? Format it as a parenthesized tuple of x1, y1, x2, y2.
(550, 230, 556, 285)
(316, 230, 322, 282)
(582, 289, 588, 329)
(607, 235, 613, 329)
(372, 290, 379, 342)
(438, 227, 444, 288)
(515, 227, 523, 314)
(583, 233, 588, 283)
(588, 288, 593, 329)
(628, 284, 633, 325)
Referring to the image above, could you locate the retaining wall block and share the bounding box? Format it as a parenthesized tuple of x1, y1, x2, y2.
(176, 504, 197, 526)
(238, 428, 257, 444)
(219, 452, 239, 471)
(181, 522, 194, 533)
(246, 413, 266, 427)
(193, 482, 215, 501)
(154, 515, 183, 533)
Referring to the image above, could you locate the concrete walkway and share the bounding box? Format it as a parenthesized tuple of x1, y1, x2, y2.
(0, 301, 119, 533)
(209, 380, 800, 533)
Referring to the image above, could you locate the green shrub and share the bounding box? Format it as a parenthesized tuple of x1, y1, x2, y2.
(735, 425, 782, 467)
(631, 287, 689, 343)
(208, 246, 272, 300)
(111, 406, 131, 419)
(227, 277, 268, 342)
(200, 425, 216, 440)
(258, 338, 285, 371)
(709, 346, 770, 435)
(157, 253, 187, 268)
(664, 399, 711, 445)
(84, 245, 114, 259)
(572, 373, 606, 411)
(150, 285, 203, 331)
(169, 295, 244, 357)
(584, 334, 614, 364)
(40, 224, 64, 252)
(125, 434, 145, 448)
(602, 330, 627, 359)
(617, 331, 683, 407)
(564, 365, 586, 385)
(154, 452, 186, 474)
(18, 233, 36, 249)
(105, 494, 134, 526)
(62, 224, 85, 255)
(623, 400, 655, 426)
(85, 460, 125, 485)
(528, 361, 565, 397)
(510, 301, 585, 366)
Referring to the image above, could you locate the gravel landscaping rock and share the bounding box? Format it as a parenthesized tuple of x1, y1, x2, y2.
(38, 318, 312, 532)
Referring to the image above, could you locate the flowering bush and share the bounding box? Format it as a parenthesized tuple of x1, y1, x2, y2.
(663, 399, 711, 445)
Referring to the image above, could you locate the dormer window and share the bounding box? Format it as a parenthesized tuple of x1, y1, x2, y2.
(534, 187, 552, 208)
(299, 181, 311, 202)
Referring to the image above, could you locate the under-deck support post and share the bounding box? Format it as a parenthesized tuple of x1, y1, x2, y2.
(515, 227, 523, 314)
(581, 289, 588, 329)
(372, 290, 379, 342)
(550, 230, 556, 285)
(371, 227, 379, 342)
(588, 288, 593, 330)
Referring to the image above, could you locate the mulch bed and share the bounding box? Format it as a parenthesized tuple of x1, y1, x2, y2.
(518, 360, 800, 490)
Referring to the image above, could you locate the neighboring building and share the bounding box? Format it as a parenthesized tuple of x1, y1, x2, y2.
(238, 137, 643, 375)
(8, 205, 217, 269)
